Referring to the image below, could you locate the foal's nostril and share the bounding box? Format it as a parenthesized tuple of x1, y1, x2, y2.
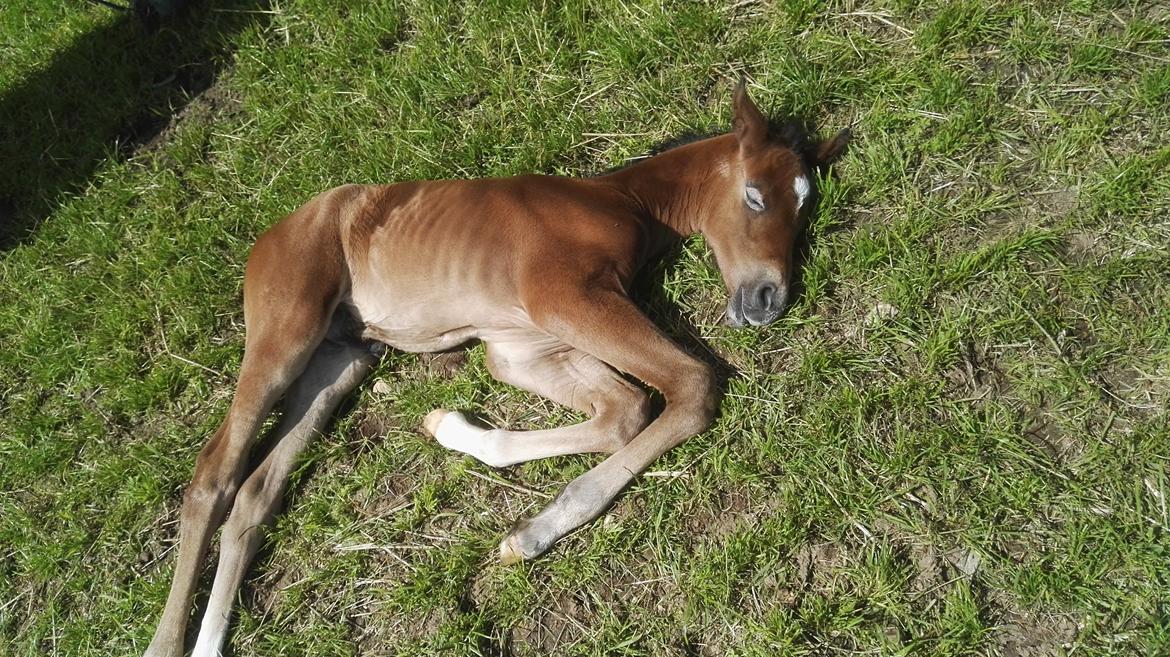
(754, 284, 775, 309)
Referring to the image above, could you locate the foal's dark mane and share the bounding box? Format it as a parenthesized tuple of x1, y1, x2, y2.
(595, 118, 822, 178)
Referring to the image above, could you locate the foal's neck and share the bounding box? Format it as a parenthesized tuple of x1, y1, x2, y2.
(602, 134, 736, 238)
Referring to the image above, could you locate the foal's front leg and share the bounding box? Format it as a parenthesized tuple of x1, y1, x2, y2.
(422, 337, 651, 466)
(499, 287, 719, 563)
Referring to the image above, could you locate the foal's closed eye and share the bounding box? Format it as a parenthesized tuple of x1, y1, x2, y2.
(744, 185, 765, 212)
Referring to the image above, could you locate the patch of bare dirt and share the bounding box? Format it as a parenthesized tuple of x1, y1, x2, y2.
(994, 611, 1079, 657)
(1064, 229, 1111, 265)
(683, 488, 754, 542)
(133, 81, 245, 161)
(942, 339, 1006, 398)
(349, 408, 401, 454)
(789, 542, 843, 600)
(463, 552, 690, 656)
(352, 473, 414, 521)
(133, 499, 179, 580)
(509, 592, 587, 656)
(910, 542, 945, 594)
(417, 351, 470, 378)
(1033, 188, 1080, 219)
(355, 603, 464, 654)
(747, 541, 847, 610)
(1021, 407, 1083, 463)
(943, 546, 982, 580)
(804, 542, 846, 591)
(252, 562, 303, 615)
(1096, 361, 1167, 418)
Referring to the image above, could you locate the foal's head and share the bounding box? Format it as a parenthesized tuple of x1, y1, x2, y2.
(706, 84, 849, 327)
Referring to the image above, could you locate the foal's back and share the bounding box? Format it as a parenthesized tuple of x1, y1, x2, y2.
(284, 174, 646, 351)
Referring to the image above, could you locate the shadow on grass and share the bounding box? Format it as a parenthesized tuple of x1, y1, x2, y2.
(0, 0, 271, 251)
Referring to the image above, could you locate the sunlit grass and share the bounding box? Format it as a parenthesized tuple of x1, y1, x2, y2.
(2, 1, 1168, 655)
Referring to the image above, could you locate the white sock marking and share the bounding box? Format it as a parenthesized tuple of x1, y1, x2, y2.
(434, 412, 488, 453)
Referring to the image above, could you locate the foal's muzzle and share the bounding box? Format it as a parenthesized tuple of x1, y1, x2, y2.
(727, 279, 788, 327)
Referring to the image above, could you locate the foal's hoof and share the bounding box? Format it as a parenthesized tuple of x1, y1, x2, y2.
(499, 519, 546, 565)
(498, 533, 527, 566)
(422, 409, 451, 437)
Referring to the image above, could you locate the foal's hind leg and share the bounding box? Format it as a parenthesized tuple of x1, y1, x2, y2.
(190, 330, 376, 657)
(143, 314, 328, 657)
(145, 207, 345, 657)
(423, 337, 651, 466)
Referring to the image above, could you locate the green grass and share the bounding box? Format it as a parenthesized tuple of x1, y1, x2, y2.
(2, 1, 1169, 655)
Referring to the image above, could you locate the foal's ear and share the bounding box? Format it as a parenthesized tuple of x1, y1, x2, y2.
(732, 81, 767, 149)
(810, 128, 851, 168)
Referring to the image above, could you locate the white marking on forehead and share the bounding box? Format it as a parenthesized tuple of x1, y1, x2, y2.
(794, 174, 810, 211)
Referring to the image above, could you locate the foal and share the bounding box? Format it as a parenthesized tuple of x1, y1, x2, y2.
(144, 83, 848, 657)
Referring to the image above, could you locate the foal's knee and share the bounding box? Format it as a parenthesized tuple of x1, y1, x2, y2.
(220, 468, 281, 545)
(183, 444, 241, 520)
(600, 386, 651, 449)
(671, 364, 719, 435)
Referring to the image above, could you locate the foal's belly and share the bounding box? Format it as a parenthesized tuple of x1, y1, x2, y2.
(358, 321, 479, 353)
(344, 288, 537, 353)
(339, 179, 545, 353)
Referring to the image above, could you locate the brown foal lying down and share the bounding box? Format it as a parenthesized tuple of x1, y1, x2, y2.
(144, 83, 849, 657)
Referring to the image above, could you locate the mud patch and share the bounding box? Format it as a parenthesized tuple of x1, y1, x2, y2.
(1034, 188, 1079, 218)
(353, 473, 414, 520)
(943, 546, 982, 580)
(252, 562, 303, 615)
(942, 340, 1006, 398)
(132, 500, 180, 579)
(804, 542, 846, 591)
(1065, 229, 1106, 264)
(1096, 361, 1166, 417)
(685, 488, 753, 542)
(350, 408, 401, 454)
(754, 541, 846, 607)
